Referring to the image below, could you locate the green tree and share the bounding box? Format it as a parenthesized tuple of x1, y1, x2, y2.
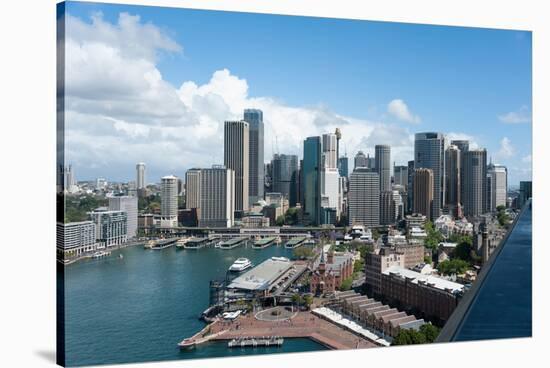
(340, 277, 353, 291)
(392, 329, 427, 345)
(419, 324, 440, 343)
(454, 241, 472, 262)
(424, 221, 444, 249)
(302, 294, 313, 309)
(353, 259, 365, 274)
(437, 259, 470, 275)
(275, 215, 285, 226)
(358, 244, 374, 259)
(292, 246, 314, 260)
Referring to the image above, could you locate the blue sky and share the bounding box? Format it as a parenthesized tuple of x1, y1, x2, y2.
(62, 1, 532, 185)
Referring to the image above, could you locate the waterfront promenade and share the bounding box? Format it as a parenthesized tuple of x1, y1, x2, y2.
(180, 311, 378, 350)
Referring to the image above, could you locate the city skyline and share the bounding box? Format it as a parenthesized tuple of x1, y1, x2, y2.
(62, 2, 532, 185)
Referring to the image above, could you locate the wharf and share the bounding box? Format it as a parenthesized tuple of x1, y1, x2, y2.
(219, 237, 248, 249)
(285, 237, 307, 248)
(252, 237, 277, 249)
(178, 311, 378, 350)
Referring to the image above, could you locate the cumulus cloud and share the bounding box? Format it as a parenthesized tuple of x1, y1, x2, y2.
(496, 137, 515, 159)
(63, 12, 423, 181)
(498, 105, 531, 124)
(522, 154, 532, 163)
(446, 132, 480, 150)
(387, 99, 421, 124)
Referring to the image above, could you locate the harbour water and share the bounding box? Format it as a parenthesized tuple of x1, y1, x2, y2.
(61, 244, 327, 366)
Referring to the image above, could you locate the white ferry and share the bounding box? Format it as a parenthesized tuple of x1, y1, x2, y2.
(228, 258, 252, 272)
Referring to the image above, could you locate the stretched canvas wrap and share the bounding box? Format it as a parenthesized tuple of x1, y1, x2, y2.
(56, 1, 533, 366)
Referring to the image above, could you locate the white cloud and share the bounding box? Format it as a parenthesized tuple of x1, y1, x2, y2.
(522, 154, 532, 163)
(64, 12, 419, 180)
(387, 99, 421, 124)
(498, 105, 531, 124)
(446, 132, 480, 150)
(496, 137, 515, 159)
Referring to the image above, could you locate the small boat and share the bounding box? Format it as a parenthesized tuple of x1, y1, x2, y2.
(229, 258, 252, 272)
(119, 254, 124, 259)
(91, 251, 110, 259)
(144, 240, 155, 249)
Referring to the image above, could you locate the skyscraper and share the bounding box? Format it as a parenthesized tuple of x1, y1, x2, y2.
(393, 165, 408, 187)
(185, 168, 201, 210)
(414, 132, 445, 220)
(161, 175, 178, 228)
(445, 145, 461, 217)
(413, 168, 434, 220)
(451, 140, 469, 206)
(407, 160, 415, 214)
(321, 133, 340, 218)
(303, 136, 322, 225)
(487, 163, 507, 212)
(271, 154, 299, 206)
(243, 109, 264, 203)
(348, 168, 380, 228)
(380, 191, 396, 226)
(199, 166, 235, 228)
(224, 120, 249, 212)
(136, 162, 146, 189)
(462, 149, 487, 217)
(354, 151, 368, 170)
(338, 156, 349, 177)
(108, 195, 138, 238)
(375, 145, 391, 192)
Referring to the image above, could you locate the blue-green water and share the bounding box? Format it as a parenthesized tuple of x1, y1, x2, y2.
(61, 244, 326, 366)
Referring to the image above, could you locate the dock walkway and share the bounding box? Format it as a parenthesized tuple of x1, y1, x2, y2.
(179, 312, 378, 350)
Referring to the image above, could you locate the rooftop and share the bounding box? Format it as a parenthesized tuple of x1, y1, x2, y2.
(383, 266, 464, 293)
(227, 257, 293, 291)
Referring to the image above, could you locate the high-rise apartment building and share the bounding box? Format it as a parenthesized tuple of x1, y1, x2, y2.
(518, 181, 532, 209)
(413, 168, 434, 220)
(380, 190, 396, 226)
(393, 165, 408, 187)
(375, 145, 391, 192)
(88, 209, 128, 248)
(199, 166, 235, 228)
(224, 120, 249, 212)
(108, 195, 138, 238)
(161, 175, 178, 228)
(136, 162, 146, 189)
(243, 109, 264, 203)
(415, 132, 445, 220)
(487, 163, 507, 212)
(321, 133, 340, 218)
(462, 149, 487, 217)
(348, 168, 380, 228)
(185, 168, 201, 210)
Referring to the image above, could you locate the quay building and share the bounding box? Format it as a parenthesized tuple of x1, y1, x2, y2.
(57, 221, 97, 260)
(88, 208, 128, 248)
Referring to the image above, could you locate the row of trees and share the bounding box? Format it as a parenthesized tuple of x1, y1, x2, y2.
(392, 324, 440, 345)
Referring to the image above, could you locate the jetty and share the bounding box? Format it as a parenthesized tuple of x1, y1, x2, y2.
(178, 311, 379, 350)
(219, 237, 248, 249)
(228, 336, 283, 348)
(252, 237, 277, 249)
(285, 236, 307, 248)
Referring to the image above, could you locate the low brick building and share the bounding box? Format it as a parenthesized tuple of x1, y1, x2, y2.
(310, 251, 354, 294)
(381, 266, 464, 323)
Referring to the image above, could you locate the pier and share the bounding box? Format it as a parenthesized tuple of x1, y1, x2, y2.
(285, 237, 307, 248)
(181, 237, 210, 249)
(178, 311, 379, 350)
(252, 237, 277, 249)
(228, 336, 284, 348)
(219, 236, 248, 249)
